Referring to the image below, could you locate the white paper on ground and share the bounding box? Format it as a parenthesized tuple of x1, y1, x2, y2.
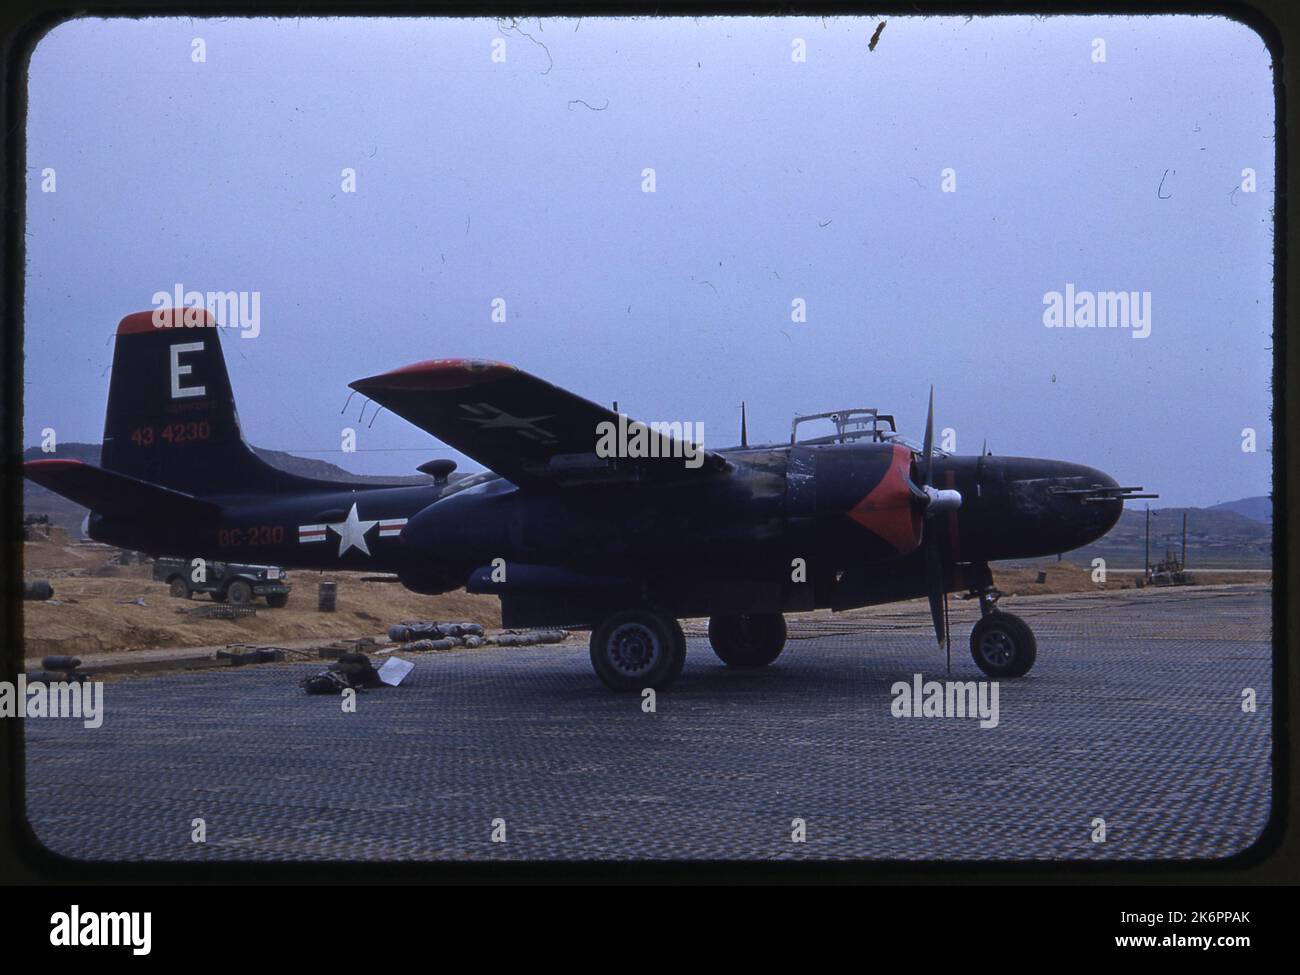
(377, 656, 415, 687)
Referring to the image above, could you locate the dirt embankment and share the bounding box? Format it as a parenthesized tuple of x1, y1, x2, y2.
(21, 529, 500, 658)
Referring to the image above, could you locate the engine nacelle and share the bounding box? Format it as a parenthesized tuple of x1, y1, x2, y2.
(786, 443, 923, 563)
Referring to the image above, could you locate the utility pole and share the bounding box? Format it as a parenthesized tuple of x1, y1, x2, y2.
(1181, 512, 1188, 568)
(1145, 505, 1151, 580)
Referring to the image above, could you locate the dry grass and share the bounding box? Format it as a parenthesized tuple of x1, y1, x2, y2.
(22, 530, 499, 658)
(994, 561, 1270, 595)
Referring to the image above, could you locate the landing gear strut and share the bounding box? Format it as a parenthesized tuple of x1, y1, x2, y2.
(589, 608, 686, 692)
(966, 566, 1037, 678)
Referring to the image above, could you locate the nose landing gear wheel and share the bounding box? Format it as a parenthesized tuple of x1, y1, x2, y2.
(970, 612, 1037, 678)
(590, 609, 686, 691)
(708, 613, 788, 667)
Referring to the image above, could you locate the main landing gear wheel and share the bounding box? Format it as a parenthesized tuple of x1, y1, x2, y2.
(666, 617, 687, 685)
(970, 612, 1037, 678)
(708, 613, 788, 668)
(590, 609, 687, 692)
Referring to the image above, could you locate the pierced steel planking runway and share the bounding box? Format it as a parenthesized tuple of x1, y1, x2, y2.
(24, 586, 1273, 862)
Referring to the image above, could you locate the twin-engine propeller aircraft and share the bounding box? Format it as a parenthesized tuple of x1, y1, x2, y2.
(24, 310, 1153, 691)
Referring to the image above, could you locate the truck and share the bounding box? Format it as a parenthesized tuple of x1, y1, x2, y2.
(152, 557, 292, 607)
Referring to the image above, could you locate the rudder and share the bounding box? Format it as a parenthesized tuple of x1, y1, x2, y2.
(102, 309, 316, 497)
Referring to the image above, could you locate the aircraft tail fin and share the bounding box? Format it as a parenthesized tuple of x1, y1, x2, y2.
(100, 309, 329, 497)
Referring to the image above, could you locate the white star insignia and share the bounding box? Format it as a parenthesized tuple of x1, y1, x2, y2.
(327, 502, 378, 557)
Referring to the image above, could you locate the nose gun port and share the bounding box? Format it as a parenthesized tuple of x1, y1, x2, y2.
(971, 458, 1156, 560)
(1046, 484, 1159, 504)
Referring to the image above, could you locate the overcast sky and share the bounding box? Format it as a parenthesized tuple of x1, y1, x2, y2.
(24, 14, 1274, 508)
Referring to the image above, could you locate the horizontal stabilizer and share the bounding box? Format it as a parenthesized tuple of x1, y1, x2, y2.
(23, 459, 221, 520)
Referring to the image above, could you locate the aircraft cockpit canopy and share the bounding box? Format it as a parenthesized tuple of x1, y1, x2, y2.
(790, 408, 950, 457)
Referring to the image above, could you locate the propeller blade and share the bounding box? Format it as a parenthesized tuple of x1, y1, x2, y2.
(924, 540, 945, 646)
(915, 382, 935, 488)
(905, 386, 961, 515)
(920, 384, 930, 486)
(917, 386, 951, 645)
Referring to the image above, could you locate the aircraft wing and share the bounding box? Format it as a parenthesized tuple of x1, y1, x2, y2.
(350, 359, 728, 489)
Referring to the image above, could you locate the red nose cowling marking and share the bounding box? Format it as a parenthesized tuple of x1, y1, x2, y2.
(845, 444, 923, 555)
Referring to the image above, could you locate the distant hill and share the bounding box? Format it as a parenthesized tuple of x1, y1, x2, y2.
(1209, 495, 1272, 523)
(1071, 504, 1272, 569)
(21, 441, 443, 534)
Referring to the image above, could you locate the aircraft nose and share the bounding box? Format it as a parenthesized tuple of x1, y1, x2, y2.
(977, 457, 1124, 558)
